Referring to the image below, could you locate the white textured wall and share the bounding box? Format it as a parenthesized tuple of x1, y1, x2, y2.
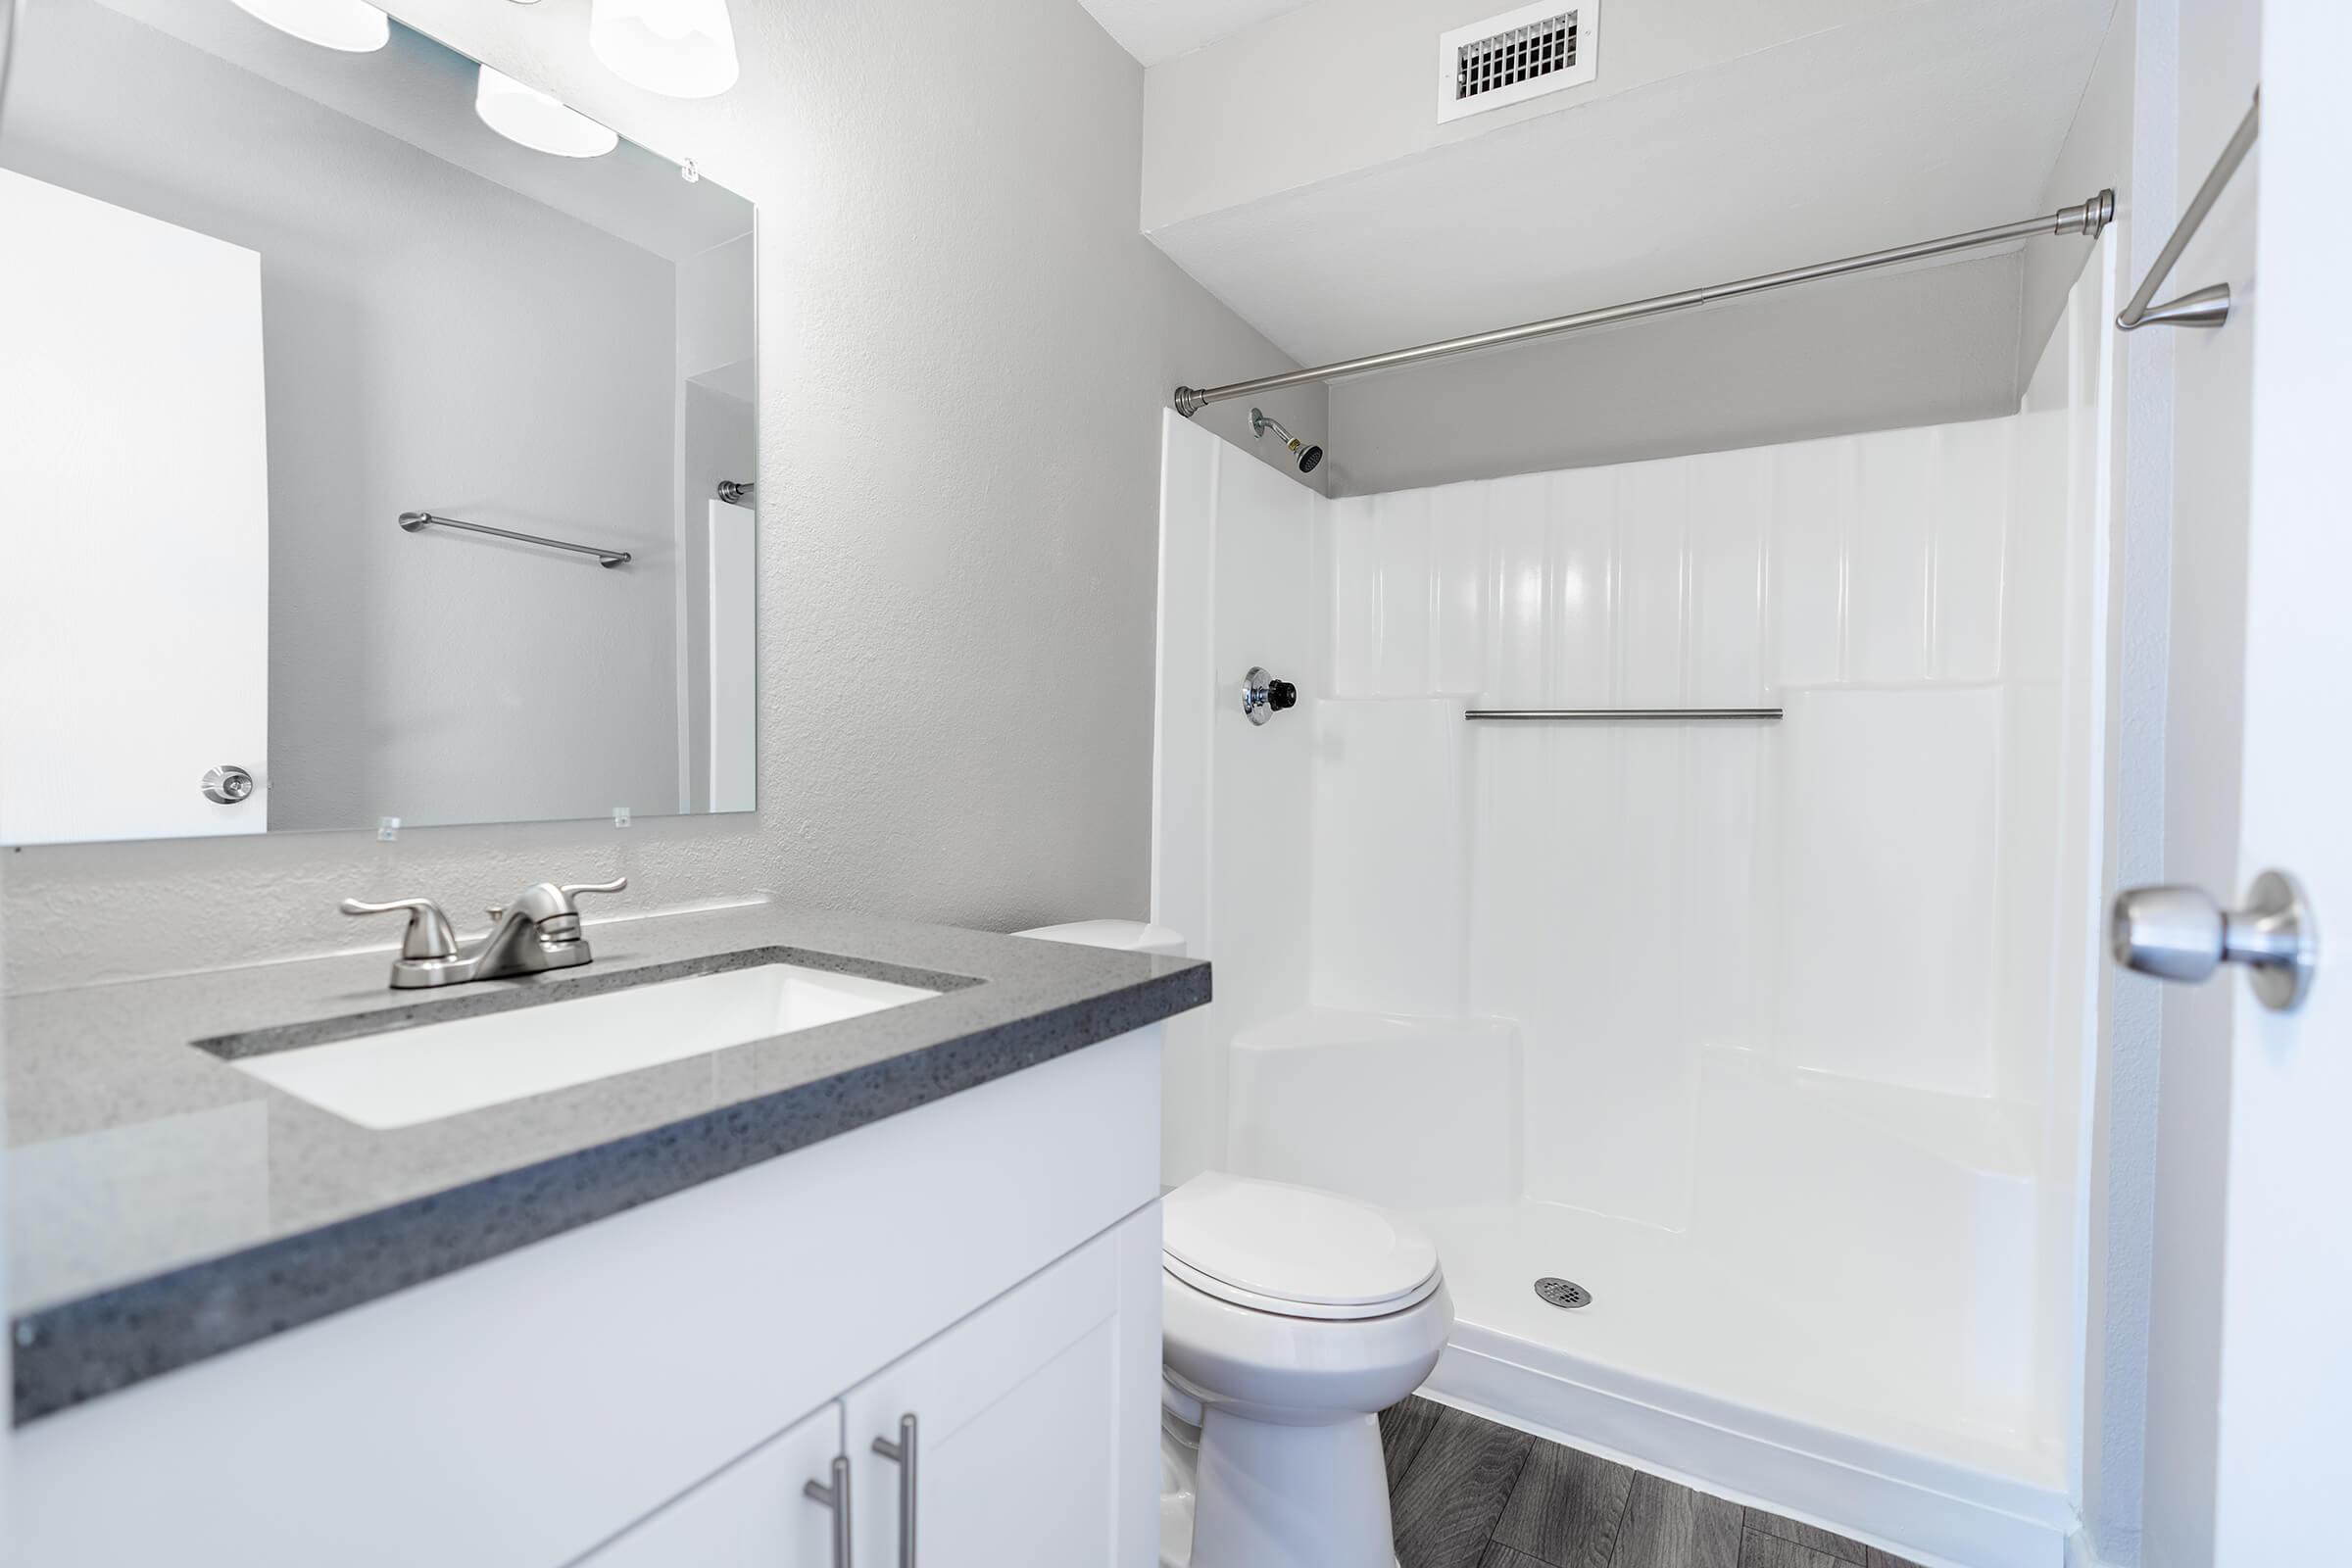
(0, 0, 1325, 992)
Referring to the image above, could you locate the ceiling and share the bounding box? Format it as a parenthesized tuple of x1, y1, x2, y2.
(1078, 0, 1316, 66)
(1147, 0, 2117, 371)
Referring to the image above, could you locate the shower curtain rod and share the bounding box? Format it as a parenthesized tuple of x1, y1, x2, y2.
(1174, 190, 2116, 416)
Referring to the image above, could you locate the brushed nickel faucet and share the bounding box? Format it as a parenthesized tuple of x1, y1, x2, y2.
(341, 878, 627, 990)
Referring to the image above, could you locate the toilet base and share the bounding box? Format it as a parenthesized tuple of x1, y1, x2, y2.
(1179, 1407, 1400, 1568)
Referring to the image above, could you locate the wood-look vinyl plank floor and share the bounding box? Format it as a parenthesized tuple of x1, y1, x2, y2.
(1381, 1397, 1928, 1568)
(1392, 1405, 1538, 1568)
(1613, 1473, 1743, 1568)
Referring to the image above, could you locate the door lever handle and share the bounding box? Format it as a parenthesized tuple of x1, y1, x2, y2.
(2111, 868, 2318, 1012)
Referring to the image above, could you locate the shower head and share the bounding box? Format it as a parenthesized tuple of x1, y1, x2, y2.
(1250, 408, 1324, 476)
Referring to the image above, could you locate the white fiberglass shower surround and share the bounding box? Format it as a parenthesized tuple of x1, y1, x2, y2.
(1152, 249, 2117, 1568)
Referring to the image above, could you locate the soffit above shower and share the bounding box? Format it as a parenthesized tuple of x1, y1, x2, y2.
(1077, 0, 1319, 67)
(1138, 0, 2117, 368)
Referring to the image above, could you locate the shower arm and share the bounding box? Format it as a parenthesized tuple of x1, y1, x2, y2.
(1251, 409, 1300, 449)
(1175, 190, 2116, 416)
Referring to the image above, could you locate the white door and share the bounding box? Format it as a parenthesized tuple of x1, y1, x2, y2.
(2116, 2, 2352, 1561)
(843, 1212, 1162, 1568)
(0, 170, 270, 844)
(584, 1401, 847, 1567)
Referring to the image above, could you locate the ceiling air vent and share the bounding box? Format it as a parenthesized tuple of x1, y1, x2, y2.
(1437, 0, 1598, 123)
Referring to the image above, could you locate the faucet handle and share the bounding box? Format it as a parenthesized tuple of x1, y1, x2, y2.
(340, 897, 459, 960)
(528, 878, 625, 948)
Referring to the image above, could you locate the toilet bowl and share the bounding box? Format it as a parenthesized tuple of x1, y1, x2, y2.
(1157, 1172, 1452, 1568)
(1013, 921, 1453, 1568)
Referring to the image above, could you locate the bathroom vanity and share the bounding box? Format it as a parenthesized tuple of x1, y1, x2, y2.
(0, 9, 1210, 1560)
(3, 903, 1205, 1566)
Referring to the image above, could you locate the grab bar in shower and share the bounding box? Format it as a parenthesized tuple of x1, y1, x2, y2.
(1464, 709, 1783, 722)
(2117, 93, 2258, 332)
(397, 512, 632, 568)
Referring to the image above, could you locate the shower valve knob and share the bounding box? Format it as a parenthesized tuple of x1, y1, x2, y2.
(1243, 667, 1298, 726)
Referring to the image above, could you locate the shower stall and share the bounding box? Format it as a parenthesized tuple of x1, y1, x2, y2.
(1151, 238, 2118, 1568)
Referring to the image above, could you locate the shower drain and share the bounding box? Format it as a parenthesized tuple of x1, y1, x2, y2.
(1534, 1277, 1592, 1310)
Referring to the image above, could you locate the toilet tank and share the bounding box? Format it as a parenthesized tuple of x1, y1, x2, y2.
(1013, 919, 1187, 957)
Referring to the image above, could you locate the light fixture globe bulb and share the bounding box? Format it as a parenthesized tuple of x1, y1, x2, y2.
(474, 66, 621, 159)
(589, 0, 741, 99)
(226, 0, 390, 52)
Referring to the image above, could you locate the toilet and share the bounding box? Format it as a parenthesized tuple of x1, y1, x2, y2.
(1016, 920, 1455, 1568)
(1157, 1171, 1453, 1568)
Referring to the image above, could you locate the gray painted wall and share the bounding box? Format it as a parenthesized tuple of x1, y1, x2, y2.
(1322, 252, 2031, 495)
(0, 0, 1325, 993)
(2, 0, 691, 833)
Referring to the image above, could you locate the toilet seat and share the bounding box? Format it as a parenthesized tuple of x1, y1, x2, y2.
(1157, 1173, 1454, 1568)
(1164, 1253, 1444, 1320)
(1162, 1172, 1442, 1321)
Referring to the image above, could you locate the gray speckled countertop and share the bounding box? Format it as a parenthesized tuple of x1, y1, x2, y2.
(2, 901, 1207, 1424)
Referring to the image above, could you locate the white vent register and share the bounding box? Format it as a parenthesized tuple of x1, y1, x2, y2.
(1438, 1, 1597, 122)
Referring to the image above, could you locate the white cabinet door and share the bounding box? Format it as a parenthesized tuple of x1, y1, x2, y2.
(844, 1207, 1163, 1568)
(585, 1402, 846, 1568)
(0, 169, 271, 844)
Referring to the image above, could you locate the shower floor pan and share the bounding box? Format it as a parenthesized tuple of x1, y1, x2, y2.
(1412, 1198, 2073, 1568)
(1223, 1011, 2077, 1568)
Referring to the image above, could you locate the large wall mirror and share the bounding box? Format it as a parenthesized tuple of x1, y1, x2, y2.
(0, 0, 757, 845)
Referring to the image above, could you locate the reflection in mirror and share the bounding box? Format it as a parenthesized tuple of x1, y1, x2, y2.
(0, 0, 757, 846)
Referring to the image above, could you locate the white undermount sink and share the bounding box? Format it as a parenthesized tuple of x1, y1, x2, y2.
(231, 961, 940, 1130)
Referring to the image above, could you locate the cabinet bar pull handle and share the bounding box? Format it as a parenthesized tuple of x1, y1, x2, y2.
(803, 1455, 852, 1567)
(872, 1413, 918, 1567)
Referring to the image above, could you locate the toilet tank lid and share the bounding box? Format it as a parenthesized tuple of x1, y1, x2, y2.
(1012, 919, 1187, 956)
(1162, 1172, 1439, 1311)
